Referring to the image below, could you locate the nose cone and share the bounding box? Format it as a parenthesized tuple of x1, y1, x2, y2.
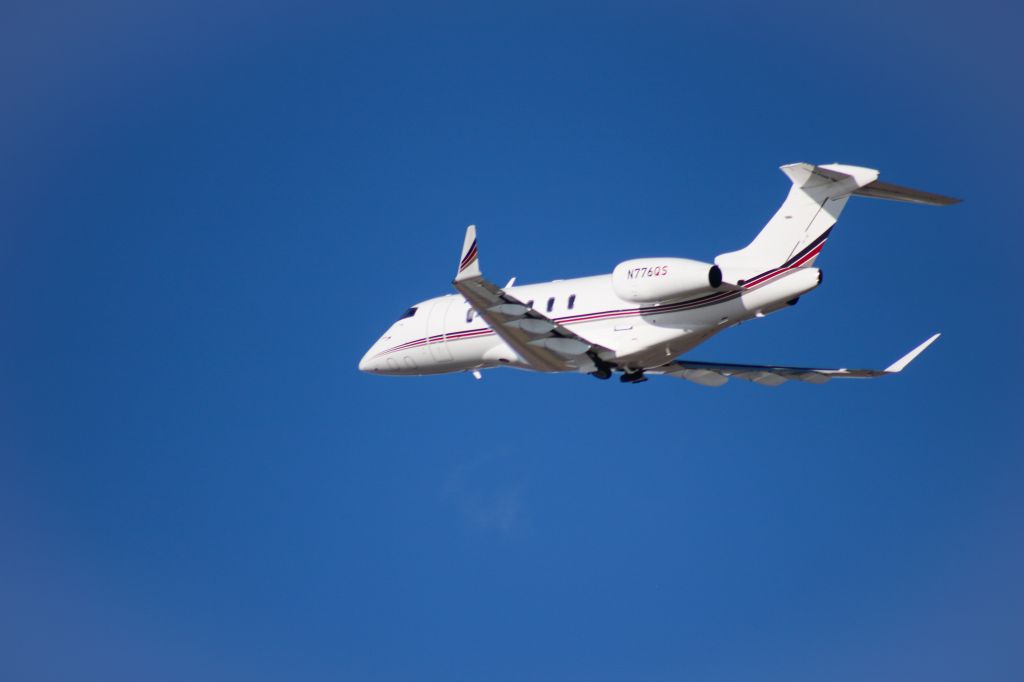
(358, 345, 380, 373)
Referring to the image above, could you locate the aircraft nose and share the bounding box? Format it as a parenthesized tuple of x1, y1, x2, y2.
(358, 346, 379, 373)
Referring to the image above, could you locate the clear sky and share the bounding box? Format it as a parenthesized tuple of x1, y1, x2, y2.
(2, 2, 1022, 680)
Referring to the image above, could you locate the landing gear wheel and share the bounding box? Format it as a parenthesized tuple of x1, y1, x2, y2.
(620, 370, 647, 384)
(589, 355, 615, 380)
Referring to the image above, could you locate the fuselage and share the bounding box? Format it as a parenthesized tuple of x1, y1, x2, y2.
(359, 162, 956, 381)
(359, 266, 822, 376)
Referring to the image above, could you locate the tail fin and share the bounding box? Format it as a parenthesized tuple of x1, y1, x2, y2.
(715, 163, 960, 282)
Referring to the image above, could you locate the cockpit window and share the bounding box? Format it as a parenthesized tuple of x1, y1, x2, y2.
(397, 307, 418, 321)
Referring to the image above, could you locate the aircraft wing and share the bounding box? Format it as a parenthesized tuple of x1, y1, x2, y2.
(452, 225, 615, 373)
(650, 334, 940, 387)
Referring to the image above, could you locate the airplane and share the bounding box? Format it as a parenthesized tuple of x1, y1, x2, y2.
(359, 162, 958, 386)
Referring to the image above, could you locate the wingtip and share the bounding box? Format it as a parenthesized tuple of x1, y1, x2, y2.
(454, 224, 482, 282)
(885, 332, 941, 373)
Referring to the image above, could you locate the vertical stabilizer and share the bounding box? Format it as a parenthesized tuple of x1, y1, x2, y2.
(715, 163, 879, 281)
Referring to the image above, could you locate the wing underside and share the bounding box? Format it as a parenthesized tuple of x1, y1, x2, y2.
(651, 334, 940, 387)
(452, 226, 614, 373)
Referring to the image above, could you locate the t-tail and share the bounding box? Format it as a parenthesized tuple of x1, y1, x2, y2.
(715, 163, 960, 283)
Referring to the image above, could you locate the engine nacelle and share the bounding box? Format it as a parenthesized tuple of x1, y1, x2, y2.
(612, 258, 723, 303)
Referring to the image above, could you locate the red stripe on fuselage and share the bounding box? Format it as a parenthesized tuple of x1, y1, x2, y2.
(371, 289, 745, 358)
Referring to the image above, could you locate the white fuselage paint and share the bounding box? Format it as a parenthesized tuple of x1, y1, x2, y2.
(359, 266, 821, 376)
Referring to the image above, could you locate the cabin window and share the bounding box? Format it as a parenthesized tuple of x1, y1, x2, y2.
(398, 307, 418, 320)
(568, 294, 576, 310)
(546, 297, 555, 312)
(466, 308, 475, 323)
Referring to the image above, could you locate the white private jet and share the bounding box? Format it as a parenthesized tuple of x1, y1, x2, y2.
(360, 163, 957, 386)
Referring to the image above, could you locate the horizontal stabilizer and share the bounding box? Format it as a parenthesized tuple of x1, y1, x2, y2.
(715, 162, 960, 282)
(855, 180, 961, 206)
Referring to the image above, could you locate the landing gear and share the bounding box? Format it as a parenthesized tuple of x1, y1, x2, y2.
(589, 361, 647, 383)
(589, 356, 615, 380)
(620, 369, 647, 384)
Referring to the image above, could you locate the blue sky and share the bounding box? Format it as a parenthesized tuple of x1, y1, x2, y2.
(2, 2, 1022, 680)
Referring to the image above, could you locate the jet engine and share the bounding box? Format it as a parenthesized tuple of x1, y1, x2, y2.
(612, 257, 723, 303)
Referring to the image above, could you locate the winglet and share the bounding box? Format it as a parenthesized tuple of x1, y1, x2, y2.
(455, 224, 481, 282)
(885, 333, 941, 373)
